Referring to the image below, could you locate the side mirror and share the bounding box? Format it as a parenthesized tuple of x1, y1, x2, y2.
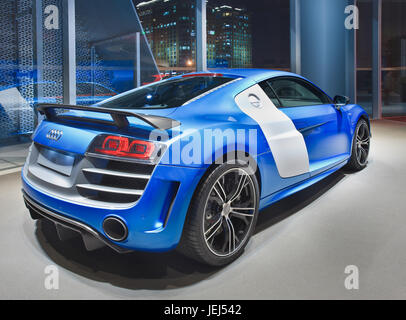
(333, 95, 350, 110)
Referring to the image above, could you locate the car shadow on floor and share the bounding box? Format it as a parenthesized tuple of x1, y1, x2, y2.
(35, 170, 347, 291)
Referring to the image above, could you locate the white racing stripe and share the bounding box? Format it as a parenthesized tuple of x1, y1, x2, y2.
(235, 84, 310, 178)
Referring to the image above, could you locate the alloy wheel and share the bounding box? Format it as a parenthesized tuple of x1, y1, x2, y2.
(355, 122, 370, 166)
(203, 168, 257, 257)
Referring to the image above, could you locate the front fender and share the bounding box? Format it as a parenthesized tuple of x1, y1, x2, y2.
(341, 104, 371, 137)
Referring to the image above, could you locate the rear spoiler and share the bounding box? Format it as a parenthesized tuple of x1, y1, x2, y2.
(36, 104, 181, 131)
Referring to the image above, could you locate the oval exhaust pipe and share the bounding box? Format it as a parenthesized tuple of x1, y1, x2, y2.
(103, 217, 128, 242)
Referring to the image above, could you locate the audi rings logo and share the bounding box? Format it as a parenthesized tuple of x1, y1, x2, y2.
(46, 129, 63, 141)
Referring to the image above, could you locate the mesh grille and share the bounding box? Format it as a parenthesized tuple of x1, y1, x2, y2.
(0, 0, 34, 138)
(16, 0, 35, 134)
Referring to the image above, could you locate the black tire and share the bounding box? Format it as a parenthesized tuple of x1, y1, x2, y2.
(345, 119, 371, 171)
(178, 161, 260, 267)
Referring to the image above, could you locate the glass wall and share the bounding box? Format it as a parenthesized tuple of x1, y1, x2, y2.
(134, 0, 290, 74)
(382, 0, 406, 118)
(0, 0, 159, 148)
(75, 0, 159, 106)
(0, 0, 67, 145)
(356, 0, 406, 119)
(135, 0, 197, 77)
(356, 0, 373, 116)
(0, 0, 292, 148)
(207, 0, 290, 70)
(206, 3, 252, 69)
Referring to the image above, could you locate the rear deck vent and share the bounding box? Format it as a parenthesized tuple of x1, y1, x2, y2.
(77, 157, 155, 204)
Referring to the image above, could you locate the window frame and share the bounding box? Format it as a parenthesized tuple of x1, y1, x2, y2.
(260, 76, 333, 109)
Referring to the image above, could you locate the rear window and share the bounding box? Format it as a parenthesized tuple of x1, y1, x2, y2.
(99, 76, 234, 110)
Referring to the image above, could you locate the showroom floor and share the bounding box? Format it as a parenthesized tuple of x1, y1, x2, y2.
(0, 120, 405, 300)
(0, 142, 30, 174)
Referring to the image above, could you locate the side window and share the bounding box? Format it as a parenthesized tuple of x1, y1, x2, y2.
(258, 81, 281, 107)
(268, 78, 331, 108)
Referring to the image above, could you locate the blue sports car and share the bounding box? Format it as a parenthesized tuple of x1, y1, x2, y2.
(22, 69, 371, 266)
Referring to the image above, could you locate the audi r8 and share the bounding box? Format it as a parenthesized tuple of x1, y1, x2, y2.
(22, 69, 371, 266)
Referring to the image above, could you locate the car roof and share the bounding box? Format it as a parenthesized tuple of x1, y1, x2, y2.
(181, 68, 301, 83)
(174, 69, 333, 103)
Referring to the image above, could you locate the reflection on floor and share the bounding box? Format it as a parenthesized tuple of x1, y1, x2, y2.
(0, 142, 29, 173)
(384, 116, 406, 123)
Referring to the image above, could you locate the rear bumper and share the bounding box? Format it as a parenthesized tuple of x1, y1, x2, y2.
(23, 191, 131, 253)
(22, 163, 207, 252)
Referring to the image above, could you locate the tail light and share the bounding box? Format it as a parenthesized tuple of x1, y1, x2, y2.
(88, 135, 164, 162)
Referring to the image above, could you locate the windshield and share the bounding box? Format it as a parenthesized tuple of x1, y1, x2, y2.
(99, 76, 234, 110)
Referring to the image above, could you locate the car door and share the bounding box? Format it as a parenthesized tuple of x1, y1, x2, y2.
(260, 77, 351, 177)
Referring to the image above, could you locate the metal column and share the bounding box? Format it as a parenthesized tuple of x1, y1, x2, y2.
(33, 0, 44, 103)
(136, 32, 141, 88)
(290, 0, 301, 74)
(196, 0, 207, 72)
(345, 0, 357, 104)
(299, 0, 347, 97)
(62, 0, 76, 105)
(90, 46, 96, 102)
(372, 0, 382, 119)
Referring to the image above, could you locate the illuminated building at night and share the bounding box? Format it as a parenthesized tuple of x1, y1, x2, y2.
(208, 5, 252, 68)
(136, 0, 252, 70)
